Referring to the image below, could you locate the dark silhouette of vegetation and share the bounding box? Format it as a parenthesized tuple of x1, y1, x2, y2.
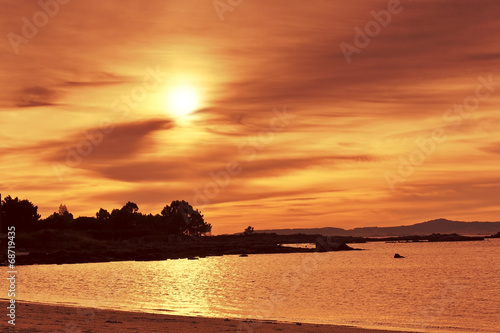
(161, 200, 211, 236)
(96, 208, 110, 222)
(0, 195, 211, 236)
(243, 226, 254, 235)
(0, 195, 357, 267)
(44, 204, 74, 229)
(1, 195, 40, 232)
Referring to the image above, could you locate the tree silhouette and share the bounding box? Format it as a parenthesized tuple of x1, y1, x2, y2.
(96, 208, 110, 222)
(1, 195, 40, 232)
(161, 200, 211, 236)
(0, 194, 213, 236)
(122, 201, 139, 214)
(45, 204, 73, 229)
(110, 202, 139, 228)
(58, 204, 69, 216)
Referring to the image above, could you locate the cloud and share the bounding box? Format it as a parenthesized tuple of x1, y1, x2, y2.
(87, 153, 377, 183)
(480, 142, 500, 155)
(201, 0, 500, 126)
(87, 184, 343, 212)
(0, 119, 174, 166)
(61, 72, 130, 87)
(49, 119, 174, 163)
(16, 86, 59, 107)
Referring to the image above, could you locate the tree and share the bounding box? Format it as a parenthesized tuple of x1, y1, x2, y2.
(1, 195, 40, 232)
(161, 201, 188, 234)
(161, 200, 211, 236)
(58, 204, 69, 216)
(244, 226, 254, 235)
(109, 202, 139, 229)
(72, 216, 98, 230)
(44, 204, 73, 229)
(96, 208, 110, 222)
(59, 204, 73, 220)
(44, 213, 69, 229)
(122, 201, 139, 214)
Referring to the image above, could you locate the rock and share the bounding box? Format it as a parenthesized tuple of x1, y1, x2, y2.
(394, 253, 405, 258)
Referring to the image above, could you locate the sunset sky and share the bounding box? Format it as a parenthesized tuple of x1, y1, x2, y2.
(1, 0, 499, 234)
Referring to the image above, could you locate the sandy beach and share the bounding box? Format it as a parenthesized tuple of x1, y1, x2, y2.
(1, 301, 410, 332)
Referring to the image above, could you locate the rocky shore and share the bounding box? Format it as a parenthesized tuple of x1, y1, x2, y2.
(2, 232, 357, 266)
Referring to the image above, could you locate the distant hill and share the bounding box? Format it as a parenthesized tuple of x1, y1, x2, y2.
(257, 218, 500, 237)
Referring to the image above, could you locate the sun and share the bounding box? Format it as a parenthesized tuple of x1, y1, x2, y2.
(165, 86, 199, 118)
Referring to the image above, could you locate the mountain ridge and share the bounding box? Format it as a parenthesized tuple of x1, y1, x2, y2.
(257, 218, 500, 237)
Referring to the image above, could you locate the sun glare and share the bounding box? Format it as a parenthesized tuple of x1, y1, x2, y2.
(166, 86, 199, 118)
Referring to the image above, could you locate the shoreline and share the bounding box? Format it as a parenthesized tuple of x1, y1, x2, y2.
(1, 238, 358, 266)
(2, 231, 488, 267)
(1, 246, 359, 267)
(1, 300, 417, 332)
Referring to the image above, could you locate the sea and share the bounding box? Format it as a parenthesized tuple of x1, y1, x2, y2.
(3, 239, 499, 332)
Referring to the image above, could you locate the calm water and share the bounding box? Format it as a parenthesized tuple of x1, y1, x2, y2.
(4, 239, 500, 332)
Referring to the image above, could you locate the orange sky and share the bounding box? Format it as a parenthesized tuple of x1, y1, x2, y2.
(1, 0, 499, 234)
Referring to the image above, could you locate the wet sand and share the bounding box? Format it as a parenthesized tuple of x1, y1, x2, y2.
(1, 301, 414, 332)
